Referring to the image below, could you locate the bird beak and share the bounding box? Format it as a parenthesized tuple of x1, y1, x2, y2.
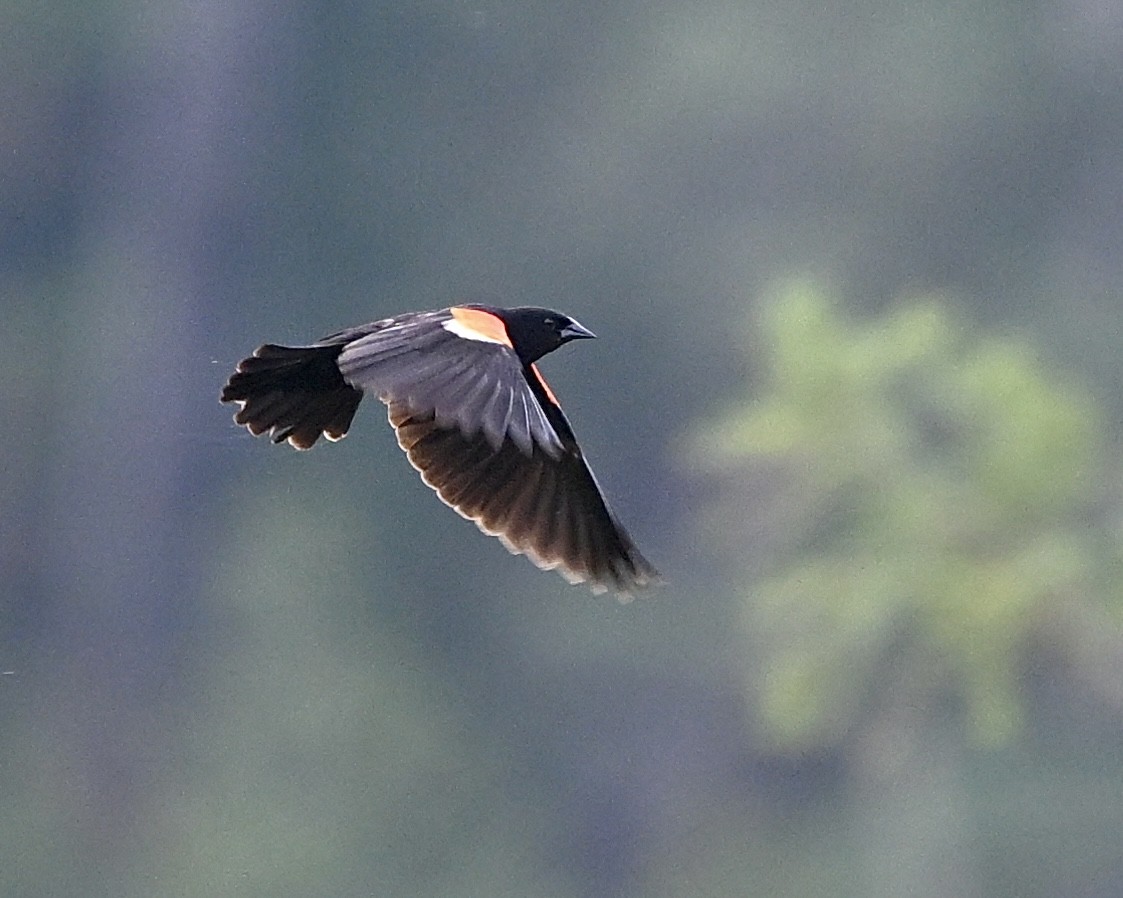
(560, 319, 596, 341)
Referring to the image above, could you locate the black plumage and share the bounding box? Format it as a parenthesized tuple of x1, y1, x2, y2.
(221, 304, 659, 597)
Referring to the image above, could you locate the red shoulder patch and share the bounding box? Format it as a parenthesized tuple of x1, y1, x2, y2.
(530, 363, 560, 407)
(444, 307, 513, 347)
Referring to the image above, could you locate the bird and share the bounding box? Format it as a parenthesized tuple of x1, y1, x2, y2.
(220, 304, 659, 597)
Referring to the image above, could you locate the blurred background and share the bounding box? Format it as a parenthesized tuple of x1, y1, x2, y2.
(4, 1, 1123, 895)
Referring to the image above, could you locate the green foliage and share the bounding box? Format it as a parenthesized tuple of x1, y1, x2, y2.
(699, 282, 1108, 748)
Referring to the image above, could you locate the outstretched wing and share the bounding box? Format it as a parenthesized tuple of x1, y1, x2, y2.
(389, 402, 660, 597)
(336, 307, 565, 458)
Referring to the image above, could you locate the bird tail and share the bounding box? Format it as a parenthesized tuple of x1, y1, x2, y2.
(221, 344, 363, 449)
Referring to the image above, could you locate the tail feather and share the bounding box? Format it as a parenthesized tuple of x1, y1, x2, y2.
(221, 344, 363, 449)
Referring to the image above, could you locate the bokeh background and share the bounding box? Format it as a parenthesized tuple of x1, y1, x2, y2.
(4, 2, 1123, 896)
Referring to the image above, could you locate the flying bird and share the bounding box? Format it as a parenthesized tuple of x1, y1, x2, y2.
(220, 305, 659, 597)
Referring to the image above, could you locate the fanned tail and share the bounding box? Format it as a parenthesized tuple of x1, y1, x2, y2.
(221, 344, 363, 449)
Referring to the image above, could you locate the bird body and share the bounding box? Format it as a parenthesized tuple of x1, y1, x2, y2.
(221, 305, 658, 597)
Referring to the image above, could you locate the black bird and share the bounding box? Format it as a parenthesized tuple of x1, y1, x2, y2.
(221, 305, 659, 597)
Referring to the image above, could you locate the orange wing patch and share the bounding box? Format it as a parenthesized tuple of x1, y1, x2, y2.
(530, 363, 560, 407)
(444, 306, 513, 347)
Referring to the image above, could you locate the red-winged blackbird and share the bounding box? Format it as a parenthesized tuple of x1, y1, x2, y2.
(221, 305, 659, 597)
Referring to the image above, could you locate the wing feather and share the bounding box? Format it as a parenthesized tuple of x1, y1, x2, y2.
(340, 315, 564, 457)
(387, 402, 658, 598)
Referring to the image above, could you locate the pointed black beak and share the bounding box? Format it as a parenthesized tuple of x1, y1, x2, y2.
(560, 319, 596, 341)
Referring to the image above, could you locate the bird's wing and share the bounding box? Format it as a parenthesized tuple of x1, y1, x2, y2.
(389, 402, 660, 597)
(336, 308, 565, 458)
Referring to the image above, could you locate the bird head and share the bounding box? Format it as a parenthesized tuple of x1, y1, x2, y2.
(493, 306, 596, 365)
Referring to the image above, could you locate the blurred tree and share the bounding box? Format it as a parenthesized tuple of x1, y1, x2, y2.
(696, 282, 1120, 750)
(121, 486, 575, 898)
